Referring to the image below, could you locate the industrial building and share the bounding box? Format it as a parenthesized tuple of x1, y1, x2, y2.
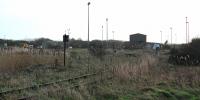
(130, 33, 146, 46)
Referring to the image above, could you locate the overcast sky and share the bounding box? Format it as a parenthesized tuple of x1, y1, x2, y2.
(0, 0, 200, 43)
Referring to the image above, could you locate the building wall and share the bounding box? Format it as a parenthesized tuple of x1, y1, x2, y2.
(130, 33, 146, 45)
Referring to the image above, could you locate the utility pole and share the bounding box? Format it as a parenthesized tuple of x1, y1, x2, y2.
(175, 32, 177, 44)
(186, 17, 188, 44)
(88, 2, 90, 46)
(188, 22, 190, 43)
(160, 31, 162, 44)
(170, 27, 172, 45)
(67, 28, 70, 35)
(102, 25, 103, 41)
(67, 28, 70, 48)
(112, 31, 115, 52)
(4, 35, 6, 47)
(106, 18, 108, 48)
(112, 31, 115, 40)
(87, 2, 90, 72)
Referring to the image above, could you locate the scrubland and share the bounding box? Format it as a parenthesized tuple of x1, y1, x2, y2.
(0, 48, 200, 100)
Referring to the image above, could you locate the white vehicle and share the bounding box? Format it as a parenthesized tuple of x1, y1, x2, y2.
(153, 43, 160, 50)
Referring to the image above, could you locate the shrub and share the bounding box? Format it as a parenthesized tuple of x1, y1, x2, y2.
(168, 38, 200, 66)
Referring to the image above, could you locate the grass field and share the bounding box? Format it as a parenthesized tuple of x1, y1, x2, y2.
(0, 48, 200, 99)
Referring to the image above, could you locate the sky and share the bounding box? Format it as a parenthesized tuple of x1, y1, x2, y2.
(0, 0, 200, 44)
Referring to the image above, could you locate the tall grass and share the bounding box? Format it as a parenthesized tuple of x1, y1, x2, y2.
(113, 54, 200, 87)
(113, 54, 158, 82)
(0, 52, 63, 73)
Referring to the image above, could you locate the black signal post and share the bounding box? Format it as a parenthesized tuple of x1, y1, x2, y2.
(63, 34, 69, 66)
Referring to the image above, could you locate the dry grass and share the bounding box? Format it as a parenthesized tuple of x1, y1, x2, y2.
(113, 54, 158, 82)
(39, 85, 84, 100)
(114, 54, 200, 87)
(0, 53, 32, 72)
(161, 67, 200, 87)
(0, 52, 63, 73)
(1, 49, 200, 99)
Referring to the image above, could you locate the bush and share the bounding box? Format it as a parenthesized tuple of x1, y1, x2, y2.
(168, 38, 200, 65)
(169, 48, 179, 55)
(189, 38, 200, 56)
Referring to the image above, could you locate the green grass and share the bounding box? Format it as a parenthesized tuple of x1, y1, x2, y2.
(94, 85, 200, 100)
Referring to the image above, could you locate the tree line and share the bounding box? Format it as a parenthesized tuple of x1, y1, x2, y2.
(0, 38, 130, 49)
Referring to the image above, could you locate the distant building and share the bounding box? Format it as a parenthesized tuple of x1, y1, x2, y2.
(130, 33, 146, 46)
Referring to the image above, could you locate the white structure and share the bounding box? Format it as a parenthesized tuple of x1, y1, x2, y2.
(152, 43, 160, 50)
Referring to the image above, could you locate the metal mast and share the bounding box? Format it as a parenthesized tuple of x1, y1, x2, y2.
(87, 2, 91, 72)
(106, 18, 108, 48)
(170, 27, 172, 45)
(186, 17, 188, 44)
(188, 22, 190, 43)
(112, 31, 114, 40)
(102, 25, 103, 41)
(160, 31, 162, 44)
(88, 2, 90, 44)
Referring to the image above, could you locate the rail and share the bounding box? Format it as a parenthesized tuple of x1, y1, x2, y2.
(0, 69, 112, 98)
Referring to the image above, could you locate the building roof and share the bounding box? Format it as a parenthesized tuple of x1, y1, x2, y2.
(130, 33, 146, 36)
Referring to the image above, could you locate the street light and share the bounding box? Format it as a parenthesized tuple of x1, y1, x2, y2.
(170, 27, 172, 45)
(102, 25, 103, 41)
(160, 31, 162, 44)
(188, 22, 189, 43)
(106, 18, 108, 48)
(112, 31, 115, 40)
(87, 2, 90, 72)
(88, 2, 90, 44)
(186, 17, 189, 44)
(106, 18, 108, 42)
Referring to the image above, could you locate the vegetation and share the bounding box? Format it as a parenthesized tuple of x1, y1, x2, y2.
(0, 38, 126, 49)
(0, 38, 200, 99)
(89, 40, 106, 59)
(169, 38, 200, 65)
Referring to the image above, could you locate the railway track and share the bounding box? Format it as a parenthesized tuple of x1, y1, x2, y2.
(0, 69, 113, 99)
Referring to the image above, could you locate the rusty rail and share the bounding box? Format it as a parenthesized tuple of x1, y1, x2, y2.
(0, 70, 111, 96)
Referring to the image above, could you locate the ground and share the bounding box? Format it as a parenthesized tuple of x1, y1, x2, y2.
(0, 48, 200, 100)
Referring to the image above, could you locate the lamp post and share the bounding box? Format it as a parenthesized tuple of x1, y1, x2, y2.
(106, 18, 108, 48)
(112, 31, 115, 40)
(170, 27, 172, 45)
(88, 2, 90, 44)
(102, 25, 103, 41)
(160, 31, 162, 44)
(186, 17, 188, 44)
(87, 2, 90, 72)
(188, 22, 189, 43)
(112, 31, 115, 52)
